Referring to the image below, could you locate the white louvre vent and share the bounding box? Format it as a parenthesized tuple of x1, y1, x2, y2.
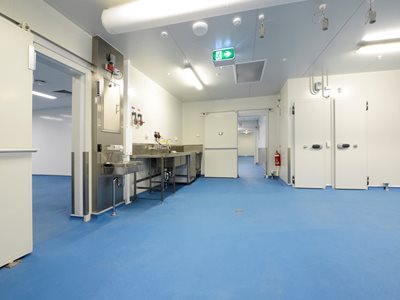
(235, 60, 266, 84)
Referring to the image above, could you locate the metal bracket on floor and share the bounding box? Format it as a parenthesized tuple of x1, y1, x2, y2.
(5, 259, 22, 269)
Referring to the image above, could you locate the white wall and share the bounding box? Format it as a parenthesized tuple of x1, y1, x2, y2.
(267, 108, 280, 176)
(0, 0, 92, 62)
(182, 96, 278, 145)
(257, 116, 267, 149)
(279, 69, 400, 187)
(125, 63, 182, 146)
(238, 133, 256, 156)
(32, 107, 72, 176)
(124, 61, 183, 197)
(279, 82, 291, 183)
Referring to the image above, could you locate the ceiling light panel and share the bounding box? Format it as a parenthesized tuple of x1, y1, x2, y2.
(357, 41, 400, 55)
(363, 30, 400, 42)
(183, 66, 204, 90)
(32, 91, 57, 100)
(102, 0, 308, 34)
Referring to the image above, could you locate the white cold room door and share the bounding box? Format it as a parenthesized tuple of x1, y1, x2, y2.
(334, 99, 368, 190)
(204, 112, 238, 178)
(294, 101, 330, 188)
(0, 18, 34, 267)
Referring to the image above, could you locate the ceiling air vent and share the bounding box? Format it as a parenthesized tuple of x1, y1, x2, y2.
(235, 60, 266, 84)
(53, 89, 72, 95)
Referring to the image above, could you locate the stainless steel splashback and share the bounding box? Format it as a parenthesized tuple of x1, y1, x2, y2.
(91, 36, 125, 214)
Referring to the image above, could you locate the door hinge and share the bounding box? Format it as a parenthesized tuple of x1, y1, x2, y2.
(292, 176, 295, 185)
(366, 101, 369, 111)
(291, 105, 295, 115)
(28, 45, 36, 71)
(367, 176, 370, 186)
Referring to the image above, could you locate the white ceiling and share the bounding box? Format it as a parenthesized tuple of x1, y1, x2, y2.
(33, 55, 74, 111)
(44, 0, 400, 102)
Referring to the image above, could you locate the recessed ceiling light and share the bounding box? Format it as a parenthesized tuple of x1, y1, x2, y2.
(32, 91, 57, 100)
(377, 55, 383, 60)
(161, 31, 168, 38)
(233, 16, 242, 27)
(167, 72, 171, 76)
(282, 58, 287, 62)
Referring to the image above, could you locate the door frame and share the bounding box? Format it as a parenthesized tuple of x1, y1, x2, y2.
(33, 40, 92, 221)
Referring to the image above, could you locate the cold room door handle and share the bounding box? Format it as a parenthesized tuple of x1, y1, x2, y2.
(337, 143, 350, 149)
(312, 144, 323, 150)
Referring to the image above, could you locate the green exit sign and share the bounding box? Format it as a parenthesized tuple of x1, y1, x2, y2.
(213, 47, 235, 61)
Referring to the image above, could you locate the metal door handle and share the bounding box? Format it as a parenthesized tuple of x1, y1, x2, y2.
(0, 149, 38, 154)
(312, 144, 323, 150)
(337, 143, 350, 149)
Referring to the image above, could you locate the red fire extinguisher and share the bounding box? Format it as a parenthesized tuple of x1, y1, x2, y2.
(274, 151, 281, 167)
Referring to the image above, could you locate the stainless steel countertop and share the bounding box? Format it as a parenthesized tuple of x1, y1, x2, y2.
(131, 151, 201, 159)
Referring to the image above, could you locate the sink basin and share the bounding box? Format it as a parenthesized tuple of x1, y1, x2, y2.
(101, 161, 143, 176)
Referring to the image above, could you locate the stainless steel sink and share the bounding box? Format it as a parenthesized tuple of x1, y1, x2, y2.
(101, 161, 143, 176)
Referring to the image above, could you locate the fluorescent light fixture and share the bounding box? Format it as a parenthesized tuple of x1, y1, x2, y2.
(32, 91, 57, 100)
(40, 116, 63, 122)
(357, 39, 400, 54)
(183, 66, 203, 90)
(363, 30, 400, 42)
(60, 114, 72, 119)
(102, 0, 307, 34)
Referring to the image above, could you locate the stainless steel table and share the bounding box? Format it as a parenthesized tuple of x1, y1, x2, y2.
(131, 151, 195, 201)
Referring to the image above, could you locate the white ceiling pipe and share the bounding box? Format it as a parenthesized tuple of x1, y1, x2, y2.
(102, 0, 308, 34)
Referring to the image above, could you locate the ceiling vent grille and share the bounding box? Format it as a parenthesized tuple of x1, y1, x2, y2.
(235, 60, 266, 84)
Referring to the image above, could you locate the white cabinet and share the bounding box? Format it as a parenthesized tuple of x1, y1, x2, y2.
(204, 112, 238, 178)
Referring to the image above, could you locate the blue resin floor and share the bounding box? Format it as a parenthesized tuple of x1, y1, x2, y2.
(238, 156, 265, 178)
(1, 160, 400, 300)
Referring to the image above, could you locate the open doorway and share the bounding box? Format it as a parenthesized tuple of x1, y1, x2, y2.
(32, 55, 78, 243)
(237, 110, 267, 179)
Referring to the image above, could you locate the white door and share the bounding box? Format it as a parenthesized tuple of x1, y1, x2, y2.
(204, 112, 238, 178)
(0, 18, 34, 266)
(334, 99, 368, 189)
(294, 101, 330, 188)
